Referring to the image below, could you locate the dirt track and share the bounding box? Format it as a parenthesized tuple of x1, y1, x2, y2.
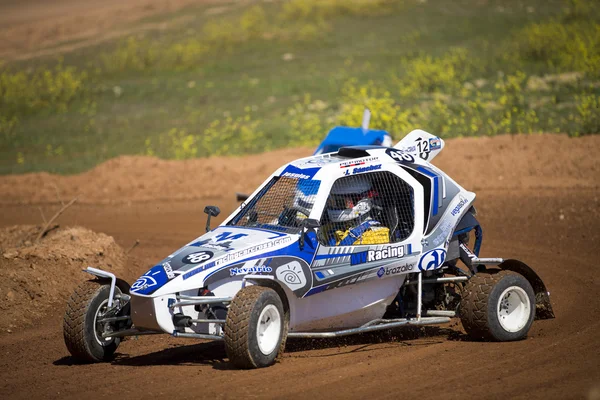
(1, 134, 599, 399)
(0, 0, 223, 61)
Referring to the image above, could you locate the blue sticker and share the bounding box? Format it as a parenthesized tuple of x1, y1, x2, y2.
(214, 231, 248, 242)
(182, 261, 216, 280)
(418, 249, 447, 271)
(352, 164, 382, 174)
(131, 264, 170, 295)
(429, 137, 441, 150)
(298, 179, 320, 195)
(350, 251, 368, 265)
(280, 164, 320, 180)
(417, 166, 441, 216)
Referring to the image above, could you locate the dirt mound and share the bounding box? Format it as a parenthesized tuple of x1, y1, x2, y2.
(0, 147, 312, 204)
(1, 134, 599, 205)
(0, 225, 126, 332)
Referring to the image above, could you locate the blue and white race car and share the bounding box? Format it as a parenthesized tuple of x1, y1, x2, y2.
(63, 129, 554, 369)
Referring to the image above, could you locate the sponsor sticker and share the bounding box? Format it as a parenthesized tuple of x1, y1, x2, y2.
(352, 164, 382, 174)
(450, 195, 469, 217)
(201, 242, 235, 251)
(429, 137, 442, 150)
(280, 164, 320, 179)
(299, 158, 339, 166)
(130, 264, 169, 294)
(215, 236, 292, 266)
(182, 261, 215, 280)
(340, 156, 379, 169)
(276, 261, 307, 291)
(429, 219, 454, 247)
(214, 231, 248, 242)
(230, 265, 273, 276)
(282, 171, 311, 180)
(367, 245, 405, 262)
(377, 263, 414, 278)
(418, 249, 446, 271)
(163, 261, 175, 279)
(131, 275, 158, 292)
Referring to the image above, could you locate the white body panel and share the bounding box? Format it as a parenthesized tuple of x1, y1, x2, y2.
(287, 275, 404, 331)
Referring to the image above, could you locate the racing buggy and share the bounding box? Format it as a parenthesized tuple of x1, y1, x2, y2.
(63, 129, 554, 369)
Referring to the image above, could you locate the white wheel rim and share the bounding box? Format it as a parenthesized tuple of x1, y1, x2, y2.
(256, 304, 281, 355)
(93, 298, 114, 346)
(497, 286, 531, 333)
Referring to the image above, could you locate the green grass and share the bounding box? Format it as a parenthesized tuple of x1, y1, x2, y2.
(1, 0, 599, 175)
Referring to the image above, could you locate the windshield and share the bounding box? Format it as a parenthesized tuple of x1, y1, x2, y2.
(228, 177, 321, 233)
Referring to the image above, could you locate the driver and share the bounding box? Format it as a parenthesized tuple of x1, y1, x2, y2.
(325, 178, 389, 246)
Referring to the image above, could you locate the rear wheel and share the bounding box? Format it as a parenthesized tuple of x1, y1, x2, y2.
(224, 286, 287, 369)
(63, 280, 123, 362)
(460, 270, 535, 341)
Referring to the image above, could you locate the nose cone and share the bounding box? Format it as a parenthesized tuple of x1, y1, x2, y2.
(130, 264, 171, 295)
(130, 227, 297, 295)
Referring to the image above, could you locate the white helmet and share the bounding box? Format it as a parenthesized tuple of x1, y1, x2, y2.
(327, 179, 374, 223)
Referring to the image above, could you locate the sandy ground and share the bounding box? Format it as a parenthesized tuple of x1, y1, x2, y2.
(0, 134, 599, 399)
(0, 225, 127, 330)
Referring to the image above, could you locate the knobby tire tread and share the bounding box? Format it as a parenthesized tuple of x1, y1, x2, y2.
(224, 286, 270, 369)
(63, 280, 104, 362)
(460, 270, 511, 341)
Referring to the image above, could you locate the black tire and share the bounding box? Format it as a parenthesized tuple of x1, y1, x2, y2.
(224, 286, 287, 369)
(63, 280, 122, 362)
(460, 270, 536, 341)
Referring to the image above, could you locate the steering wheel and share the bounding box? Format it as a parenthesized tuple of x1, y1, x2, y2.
(278, 206, 310, 227)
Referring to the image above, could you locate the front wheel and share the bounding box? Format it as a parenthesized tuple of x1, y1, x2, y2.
(460, 270, 535, 341)
(63, 280, 124, 362)
(224, 286, 287, 369)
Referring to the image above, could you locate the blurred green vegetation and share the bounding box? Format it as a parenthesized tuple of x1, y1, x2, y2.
(1, 0, 599, 174)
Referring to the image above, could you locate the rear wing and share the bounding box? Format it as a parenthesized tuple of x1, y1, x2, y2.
(394, 129, 444, 162)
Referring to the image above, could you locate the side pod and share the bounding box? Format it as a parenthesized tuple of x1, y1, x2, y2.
(498, 259, 555, 320)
